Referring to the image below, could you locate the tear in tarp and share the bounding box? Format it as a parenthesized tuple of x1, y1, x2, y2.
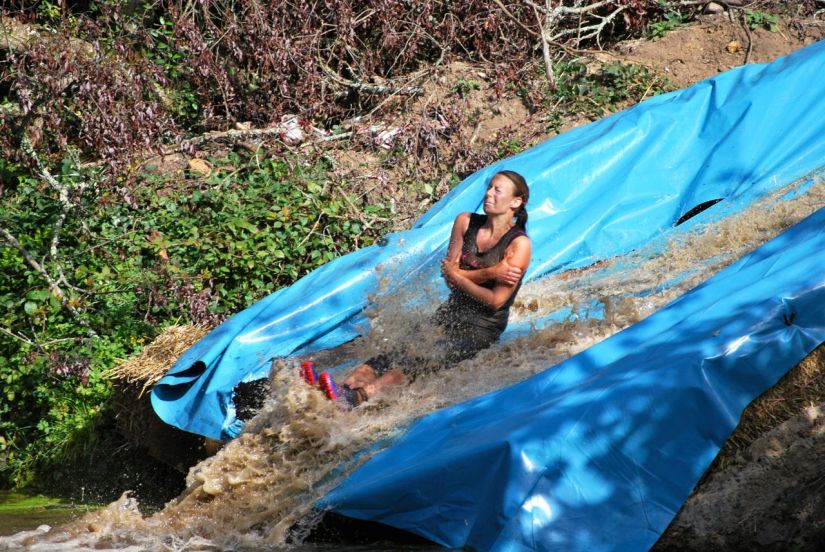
(151, 40, 825, 445)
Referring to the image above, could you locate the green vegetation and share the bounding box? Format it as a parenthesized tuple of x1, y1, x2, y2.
(496, 138, 525, 158)
(648, 1, 690, 40)
(0, 152, 393, 488)
(452, 78, 481, 98)
(0, 491, 95, 535)
(544, 61, 675, 133)
(745, 9, 780, 32)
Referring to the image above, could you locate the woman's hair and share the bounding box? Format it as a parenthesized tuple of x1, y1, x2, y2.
(495, 170, 529, 230)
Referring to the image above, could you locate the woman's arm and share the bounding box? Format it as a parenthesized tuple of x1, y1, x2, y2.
(452, 255, 523, 286)
(444, 236, 531, 310)
(444, 212, 472, 262)
(441, 212, 522, 286)
(441, 213, 471, 289)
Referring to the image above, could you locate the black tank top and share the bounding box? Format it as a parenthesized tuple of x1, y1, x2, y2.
(437, 213, 527, 335)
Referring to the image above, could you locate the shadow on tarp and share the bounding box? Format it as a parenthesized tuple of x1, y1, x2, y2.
(318, 206, 825, 551)
(152, 40, 825, 442)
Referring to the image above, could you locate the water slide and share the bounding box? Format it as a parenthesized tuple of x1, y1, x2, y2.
(151, 41, 825, 549)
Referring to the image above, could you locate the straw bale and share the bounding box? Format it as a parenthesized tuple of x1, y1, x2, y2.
(108, 324, 211, 398)
(108, 324, 213, 466)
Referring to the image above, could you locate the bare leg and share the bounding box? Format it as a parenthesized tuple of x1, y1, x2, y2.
(343, 364, 406, 401)
(363, 369, 405, 398)
(343, 364, 378, 388)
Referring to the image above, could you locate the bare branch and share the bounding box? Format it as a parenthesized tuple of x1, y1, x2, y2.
(0, 223, 96, 341)
(0, 325, 33, 346)
(0, 325, 83, 349)
(548, 6, 627, 46)
(493, 0, 540, 37)
(524, 0, 613, 16)
(5, 139, 98, 338)
(317, 57, 424, 96)
(531, 2, 558, 90)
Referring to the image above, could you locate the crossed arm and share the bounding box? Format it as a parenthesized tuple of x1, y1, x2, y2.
(440, 212, 532, 310)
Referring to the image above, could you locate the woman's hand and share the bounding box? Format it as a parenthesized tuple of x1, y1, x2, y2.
(441, 259, 460, 287)
(489, 260, 523, 286)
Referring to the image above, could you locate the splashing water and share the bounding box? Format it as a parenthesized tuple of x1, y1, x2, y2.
(5, 171, 824, 551)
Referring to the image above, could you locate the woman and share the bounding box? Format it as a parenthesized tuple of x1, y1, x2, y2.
(319, 170, 531, 407)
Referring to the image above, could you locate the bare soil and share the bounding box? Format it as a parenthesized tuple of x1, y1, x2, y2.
(616, 13, 820, 88)
(656, 404, 825, 551)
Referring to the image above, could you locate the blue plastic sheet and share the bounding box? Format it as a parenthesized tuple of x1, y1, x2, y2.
(322, 203, 825, 550)
(151, 40, 825, 443)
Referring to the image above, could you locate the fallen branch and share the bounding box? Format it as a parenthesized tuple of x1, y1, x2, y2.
(8, 139, 99, 338)
(0, 325, 33, 346)
(184, 126, 292, 147)
(0, 223, 83, 331)
(318, 58, 425, 96)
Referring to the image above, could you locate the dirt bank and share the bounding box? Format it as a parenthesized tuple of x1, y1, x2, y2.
(654, 340, 825, 551)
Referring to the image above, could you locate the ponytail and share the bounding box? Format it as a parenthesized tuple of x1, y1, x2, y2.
(515, 207, 528, 230)
(495, 170, 529, 231)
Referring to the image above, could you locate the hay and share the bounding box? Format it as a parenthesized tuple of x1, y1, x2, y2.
(108, 324, 211, 398)
(108, 324, 212, 457)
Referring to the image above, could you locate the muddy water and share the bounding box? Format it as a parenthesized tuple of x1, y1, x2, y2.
(3, 171, 824, 551)
(0, 492, 94, 537)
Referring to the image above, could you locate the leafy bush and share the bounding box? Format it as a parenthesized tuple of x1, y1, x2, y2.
(0, 151, 393, 487)
(648, 1, 689, 40)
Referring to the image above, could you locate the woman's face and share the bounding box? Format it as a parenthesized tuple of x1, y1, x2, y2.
(483, 174, 522, 216)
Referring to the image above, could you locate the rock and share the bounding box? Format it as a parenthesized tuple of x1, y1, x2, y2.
(704, 2, 725, 14)
(187, 158, 212, 178)
(726, 40, 742, 54)
(143, 153, 189, 174)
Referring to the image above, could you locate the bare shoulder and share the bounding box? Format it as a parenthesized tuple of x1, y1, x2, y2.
(505, 234, 531, 269)
(509, 234, 531, 249)
(453, 212, 473, 231)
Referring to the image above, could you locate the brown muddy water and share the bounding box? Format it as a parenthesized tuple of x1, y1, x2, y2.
(0, 492, 94, 537)
(2, 172, 824, 551)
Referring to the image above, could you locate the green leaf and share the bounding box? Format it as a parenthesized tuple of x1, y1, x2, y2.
(26, 289, 52, 302)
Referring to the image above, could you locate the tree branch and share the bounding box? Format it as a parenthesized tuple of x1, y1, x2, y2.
(8, 139, 98, 338)
(532, 2, 558, 90)
(0, 325, 33, 346)
(493, 0, 540, 37)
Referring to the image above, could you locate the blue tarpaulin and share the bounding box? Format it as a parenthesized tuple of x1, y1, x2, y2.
(151, 40, 825, 549)
(321, 200, 825, 551)
(151, 40, 825, 445)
